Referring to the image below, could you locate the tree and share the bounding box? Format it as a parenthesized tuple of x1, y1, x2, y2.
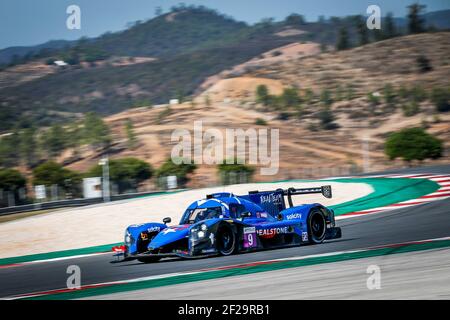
(384, 12, 397, 39)
(336, 27, 350, 50)
(280, 88, 301, 109)
(154, 6, 163, 16)
(41, 124, 66, 159)
(155, 158, 196, 187)
(204, 94, 211, 107)
(0, 132, 20, 168)
(218, 160, 255, 185)
(0, 168, 27, 206)
(385, 127, 442, 162)
(32, 161, 81, 186)
(407, 3, 426, 34)
(383, 84, 396, 107)
(431, 88, 450, 112)
(65, 122, 83, 156)
(256, 85, 270, 106)
(354, 15, 369, 46)
(87, 158, 153, 193)
(303, 89, 315, 104)
(19, 127, 38, 167)
(285, 13, 305, 26)
(416, 55, 432, 73)
(0, 168, 26, 192)
(83, 112, 111, 150)
(125, 119, 138, 149)
(33, 161, 82, 198)
(320, 89, 333, 107)
(316, 107, 339, 130)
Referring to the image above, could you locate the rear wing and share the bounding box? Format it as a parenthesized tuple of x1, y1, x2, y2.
(242, 185, 332, 216)
(284, 186, 332, 207)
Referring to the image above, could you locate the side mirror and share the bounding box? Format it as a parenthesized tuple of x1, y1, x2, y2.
(163, 217, 171, 224)
(277, 213, 283, 221)
(240, 212, 251, 219)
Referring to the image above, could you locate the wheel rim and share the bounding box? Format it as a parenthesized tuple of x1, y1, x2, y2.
(310, 211, 325, 240)
(219, 228, 234, 254)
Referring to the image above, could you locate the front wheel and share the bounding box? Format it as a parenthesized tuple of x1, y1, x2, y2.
(216, 224, 236, 256)
(137, 257, 161, 263)
(308, 208, 327, 244)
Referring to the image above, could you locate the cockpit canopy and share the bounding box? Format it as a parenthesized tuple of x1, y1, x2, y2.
(179, 196, 269, 225)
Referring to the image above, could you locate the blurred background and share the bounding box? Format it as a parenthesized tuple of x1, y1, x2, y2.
(0, 0, 449, 208)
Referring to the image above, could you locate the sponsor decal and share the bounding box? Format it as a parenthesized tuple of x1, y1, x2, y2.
(302, 232, 308, 242)
(243, 227, 257, 248)
(201, 248, 216, 254)
(243, 227, 256, 234)
(147, 226, 160, 233)
(140, 232, 148, 240)
(260, 193, 283, 205)
(286, 213, 302, 220)
(256, 212, 268, 218)
(257, 227, 289, 237)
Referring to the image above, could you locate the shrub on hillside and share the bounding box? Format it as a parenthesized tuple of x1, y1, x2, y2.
(431, 88, 450, 112)
(32, 161, 82, 197)
(155, 158, 196, 188)
(254, 118, 267, 126)
(385, 127, 442, 162)
(218, 161, 255, 185)
(401, 101, 420, 117)
(0, 168, 27, 207)
(86, 158, 153, 193)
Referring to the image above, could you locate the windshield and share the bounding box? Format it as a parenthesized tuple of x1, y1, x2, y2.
(180, 207, 223, 224)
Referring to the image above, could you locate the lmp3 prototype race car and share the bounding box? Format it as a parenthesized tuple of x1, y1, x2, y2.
(113, 186, 342, 263)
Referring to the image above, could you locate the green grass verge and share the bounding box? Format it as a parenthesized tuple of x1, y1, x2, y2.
(329, 177, 439, 215)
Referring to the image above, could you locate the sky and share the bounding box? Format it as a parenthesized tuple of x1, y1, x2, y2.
(0, 0, 449, 49)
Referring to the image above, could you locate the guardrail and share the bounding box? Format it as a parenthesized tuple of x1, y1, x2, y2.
(0, 190, 183, 216)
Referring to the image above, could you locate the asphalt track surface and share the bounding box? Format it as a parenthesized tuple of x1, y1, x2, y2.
(1, 165, 449, 298)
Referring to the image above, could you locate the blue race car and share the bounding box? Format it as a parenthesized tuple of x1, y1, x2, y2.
(115, 185, 342, 263)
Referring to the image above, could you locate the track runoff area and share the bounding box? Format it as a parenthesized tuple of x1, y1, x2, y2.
(0, 166, 449, 300)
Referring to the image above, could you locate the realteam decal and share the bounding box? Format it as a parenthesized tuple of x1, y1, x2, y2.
(260, 193, 283, 205)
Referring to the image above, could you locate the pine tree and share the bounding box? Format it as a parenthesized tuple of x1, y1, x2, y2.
(407, 3, 426, 34)
(355, 15, 369, 46)
(384, 12, 397, 38)
(20, 127, 37, 167)
(125, 119, 137, 150)
(336, 27, 350, 51)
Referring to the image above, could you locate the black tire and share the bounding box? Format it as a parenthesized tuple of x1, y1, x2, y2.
(216, 224, 236, 256)
(307, 208, 327, 244)
(137, 257, 161, 263)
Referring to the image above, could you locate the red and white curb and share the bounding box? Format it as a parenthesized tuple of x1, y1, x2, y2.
(0, 252, 111, 270)
(337, 173, 450, 220)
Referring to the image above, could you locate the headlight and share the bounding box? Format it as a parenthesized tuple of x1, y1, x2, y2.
(200, 224, 207, 231)
(197, 231, 205, 238)
(125, 231, 131, 244)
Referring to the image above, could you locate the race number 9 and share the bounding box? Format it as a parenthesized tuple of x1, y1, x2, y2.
(243, 227, 257, 248)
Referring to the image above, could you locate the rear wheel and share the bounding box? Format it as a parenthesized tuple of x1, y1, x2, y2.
(308, 208, 326, 244)
(217, 224, 236, 256)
